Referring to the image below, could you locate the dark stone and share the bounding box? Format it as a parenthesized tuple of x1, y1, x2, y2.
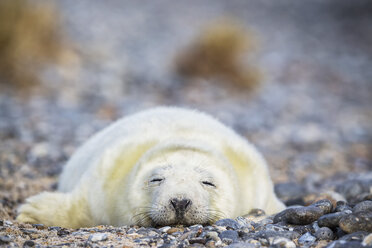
(339, 231, 370, 241)
(325, 240, 364, 248)
(0, 235, 12, 244)
(273, 206, 324, 225)
(317, 211, 352, 228)
(292, 224, 315, 235)
(188, 238, 207, 245)
(310, 199, 333, 214)
(219, 230, 239, 242)
(335, 201, 352, 212)
(353, 200, 372, 212)
(23, 240, 35, 247)
(215, 219, 240, 230)
(339, 210, 372, 233)
(57, 228, 70, 236)
(315, 227, 334, 240)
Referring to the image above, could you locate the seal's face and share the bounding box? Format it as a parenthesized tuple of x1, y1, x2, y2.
(132, 149, 237, 226)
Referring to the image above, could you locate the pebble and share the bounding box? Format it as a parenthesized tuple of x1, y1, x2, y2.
(339, 210, 372, 233)
(219, 230, 239, 243)
(88, 233, 108, 242)
(353, 200, 372, 212)
(273, 206, 324, 224)
(23, 240, 35, 247)
(311, 199, 333, 214)
(298, 232, 316, 246)
(226, 242, 256, 248)
(339, 231, 370, 241)
(315, 227, 334, 240)
(335, 201, 353, 212)
(326, 240, 364, 248)
(362, 233, 372, 246)
(335, 180, 364, 202)
(159, 226, 172, 233)
(317, 210, 352, 228)
(0, 235, 12, 244)
(271, 237, 296, 248)
(215, 219, 240, 230)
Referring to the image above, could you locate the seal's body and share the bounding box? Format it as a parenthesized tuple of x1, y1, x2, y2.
(17, 107, 285, 228)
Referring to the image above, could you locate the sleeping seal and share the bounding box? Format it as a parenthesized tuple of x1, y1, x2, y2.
(17, 107, 285, 228)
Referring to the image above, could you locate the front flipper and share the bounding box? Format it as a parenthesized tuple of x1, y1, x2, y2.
(17, 191, 93, 228)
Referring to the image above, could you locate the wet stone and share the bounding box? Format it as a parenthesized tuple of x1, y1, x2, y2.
(317, 210, 352, 228)
(339, 210, 372, 233)
(273, 206, 324, 225)
(315, 227, 334, 240)
(215, 219, 240, 230)
(353, 200, 372, 212)
(298, 232, 316, 246)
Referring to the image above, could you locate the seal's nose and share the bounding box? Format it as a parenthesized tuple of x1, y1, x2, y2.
(170, 198, 191, 213)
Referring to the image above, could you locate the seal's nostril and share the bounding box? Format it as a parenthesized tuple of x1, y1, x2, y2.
(170, 198, 192, 212)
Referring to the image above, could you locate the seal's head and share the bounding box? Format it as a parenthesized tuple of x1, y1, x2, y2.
(128, 143, 239, 226)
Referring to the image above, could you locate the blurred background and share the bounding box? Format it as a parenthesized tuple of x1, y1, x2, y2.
(0, 0, 371, 219)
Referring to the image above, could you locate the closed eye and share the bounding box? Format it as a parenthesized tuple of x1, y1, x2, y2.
(150, 178, 164, 183)
(202, 181, 216, 188)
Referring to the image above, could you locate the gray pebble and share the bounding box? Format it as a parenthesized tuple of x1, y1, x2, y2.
(215, 219, 240, 230)
(159, 226, 171, 233)
(219, 230, 239, 242)
(315, 227, 334, 240)
(340, 231, 370, 241)
(317, 210, 352, 228)
(339, 210, 372, 233)
(353, 200, 372, 212)
(271, 237, 296, 248)
(226, 242, 256, 248)
(254, 230, 300, 240)
(23, 240, 35, 247)
(274, 206, 324, 225)
(335, 201, 352, 212)
(362, 233, 372, 246)
(336, 180, 364, 201)
(298, 232, 316, 246)
(0, 235, 12, 244)
(326, 240, 364, 248)
(88, 233, 108, 242)
(310, 199, 333, 214)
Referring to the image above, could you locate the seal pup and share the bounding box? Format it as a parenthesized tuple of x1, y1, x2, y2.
(17, 107, 285, 228)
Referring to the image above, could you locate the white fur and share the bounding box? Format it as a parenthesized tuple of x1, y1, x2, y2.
(17, 107, 285, 228)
